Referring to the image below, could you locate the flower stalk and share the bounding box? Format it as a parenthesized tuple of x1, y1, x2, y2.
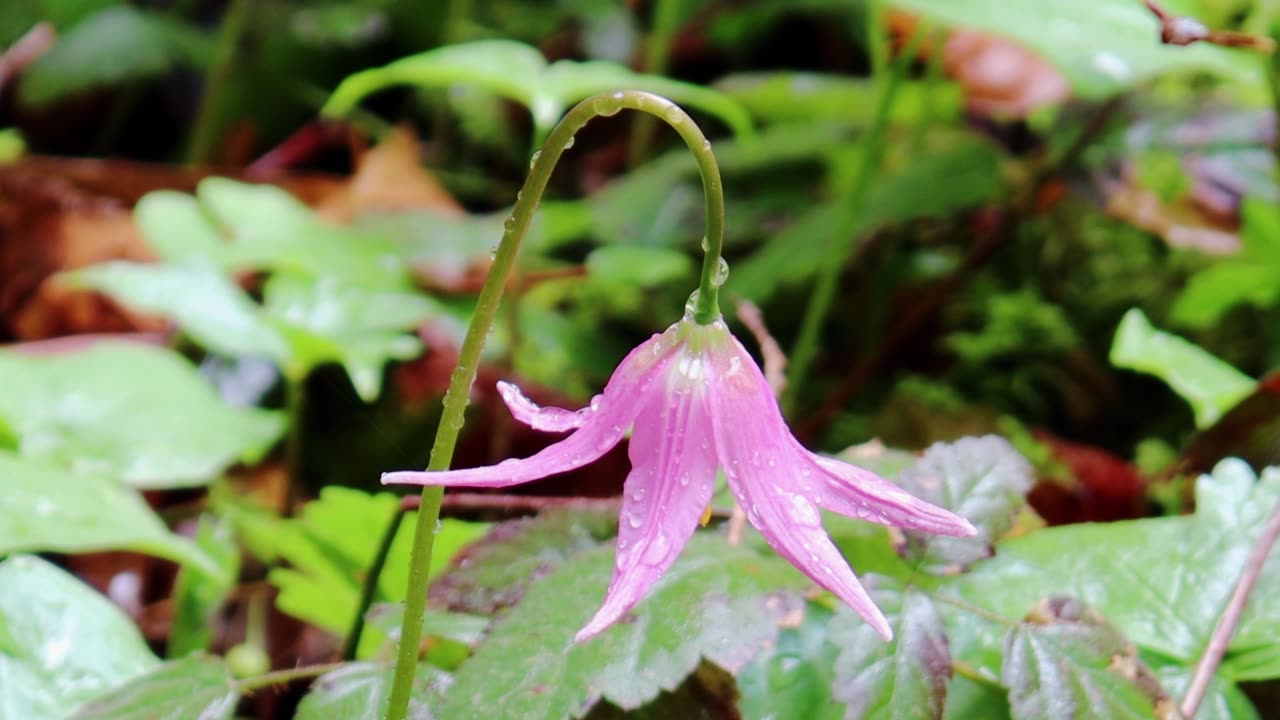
(383, 90, 726, 720)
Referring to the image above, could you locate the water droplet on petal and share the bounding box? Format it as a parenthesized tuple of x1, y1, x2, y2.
(679, 472, 691, 486)
(626, 512, 643, 529)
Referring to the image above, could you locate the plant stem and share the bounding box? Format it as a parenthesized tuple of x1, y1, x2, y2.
(1180, 496, 1280, 718)
(628, 0, 686, 165)
(186, 0, 253, 165)
(383, 90, 726, 720)
(342, 507, 407, 660)
(282, 376, 306, 517)
(236, 662, 344, 693)
(783, 13, 918, 415)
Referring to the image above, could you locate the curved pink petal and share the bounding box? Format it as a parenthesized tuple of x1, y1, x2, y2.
(576, 373, 717, 641)
(706, 335, 892, 640)
(382, 330, 682, 489)
(498, 381, 595, 432)
(810, 455, 976, 537)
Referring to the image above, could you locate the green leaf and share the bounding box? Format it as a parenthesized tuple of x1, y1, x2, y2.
(951, 459, 1280, 681)
(321, 39, 753, 139)
(295, 661, 449, 720)
(133, 191, 231, 263)
(364, 605, 491, 648)
(1110, 308, 1254, 428)
(0, 342, 284, 488)
(168, 516, 241, 657)
(65, 263, 292, 362)
(1154, 664, 1260, 720)
(716, 72, 963, 126)
(430, 508, 617, 614)
(0, 452, 217, 572)
(1000, 596, 1167, 720)
(586, 245, 693, 289)
(892, 0, 1257, 99)
(1171, 198, 1280, 328)
(262, 274, 441, 400)
(70, 655, 238, 720)
(895, 436, 1034, 574)
(737, 602, 843, 720)
(830, 582, 951, 720)
(264, 488, 487, 657)
(439, 535, 808, 718)
(0, 555, 159, 719)
(19, 7, 208, 106)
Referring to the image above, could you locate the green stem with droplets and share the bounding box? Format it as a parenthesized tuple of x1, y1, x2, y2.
(383, 90, 725, 720)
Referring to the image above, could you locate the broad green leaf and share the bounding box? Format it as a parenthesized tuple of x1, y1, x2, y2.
(429, 508, 617, 615)
(19, 7, 208, 106)
(439, 535, 808, 718)
(321, 39, 753, 139)
(1000, 596, 1166, 720)
(133, 191, 230, 263)
(951, 459, 1280, 681)
(716, 73, 962, 126)
(364, 605, 491, 648)
(295, 661, 449, 720)
(262, 274, 441, 400)
(0, 555, 159, 719)
(168, 516, 240, 657)
(1110, 308, 1253, 428)
(892, 0, 1257, 99)
(264, 488, 487, 657)
(830, 582, 950, 720)
(0, 342, 284, 488)
(65, 262, 291, 362)
(195, 179, 410, 289)
(0, 452, 217, 573)
(70, 655, 238, 720)
(737, 602, 843, 720)
(1154, 664, 1260, 720)
(895, 436, 1033, 573)
(586, 245, 693, 288)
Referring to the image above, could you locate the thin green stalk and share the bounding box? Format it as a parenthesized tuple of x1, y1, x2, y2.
(628, 0, 687, 165)
(342, 506, 407, 660)
(236, 662, 344, 693)
(383, 90, 726, 720)
(282, 377, 306, 517)
(783, 19, 921, 415)
(187, 0, 253, 164)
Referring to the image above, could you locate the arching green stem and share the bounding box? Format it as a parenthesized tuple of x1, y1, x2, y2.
(383, 90, 726, 720)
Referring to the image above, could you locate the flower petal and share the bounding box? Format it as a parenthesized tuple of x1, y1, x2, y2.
(497, 381, 595, 433)
(576, 376, 717, 642)
(706, 334, 892, 640)
(810, 455, 977, 537)
(382, 331, 681, 488)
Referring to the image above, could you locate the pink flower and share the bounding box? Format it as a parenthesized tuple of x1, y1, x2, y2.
(383, 316, 975, 641)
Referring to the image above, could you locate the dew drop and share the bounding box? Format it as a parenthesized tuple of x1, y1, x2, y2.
(679, 472, 691, 486)
(663, 105, 683, 124)
(611, 90, 624, 100)
(590, 395, 603, 412)
(767, 457, 776, 468)
(631, 487, 647, 501)
(528, 150, 541, 169)
(627, 512, 643, 529)
(564, 135, 576, 150)
(699, 236, 709, 252)
(702, 139, 711, 152)
(684, 289, 701, 317)
(712, 257, 729, 287)
(503, 216, 517, 231)
(434, 519, 443, 534)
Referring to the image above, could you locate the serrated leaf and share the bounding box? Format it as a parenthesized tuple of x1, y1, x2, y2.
(894, 436, 1033, 573)
(0, 452, 217, 573)
(440, 535, 807, 719)
(19, 7, 207, 106)
(321, 39, 753, 139)
(263, 488, 487, 657)
(70, 655, 238, 720)
(1110, 308, 1253, 428)
(0, 555, 159, 719)
(295, 661, 449, 720)
(737, 602, 843, 720)
(1001, 596, 1167, 720)
(893, 0, 1256, 99)
(429, 508, 617, 614)
(168, 516, 240, 657)
(830, 581, 950, 720)
(951, 459, 1280, 682)
(0, 342, 283, 488)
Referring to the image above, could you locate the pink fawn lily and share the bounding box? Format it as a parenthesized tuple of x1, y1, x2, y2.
(383, 315, 976, 642)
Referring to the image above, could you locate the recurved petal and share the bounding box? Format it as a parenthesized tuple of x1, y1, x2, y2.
(810, 455, 977, 537)
(382, 333, 680, 489)
(576, 376, 717, 642)
(705, 335, 892, 640)
(498, 381, 594, 432)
